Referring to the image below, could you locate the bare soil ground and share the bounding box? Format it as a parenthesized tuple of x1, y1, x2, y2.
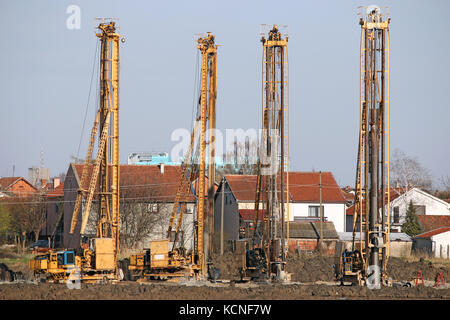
(1, 249, 449, 300)
(0, 281, 449, 300)
(213, 251, 449, 283)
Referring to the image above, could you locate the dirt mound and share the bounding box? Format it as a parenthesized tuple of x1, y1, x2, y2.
(213, 252, 449, 284)
(212, 252, 337, 282)
(211, 252, 240, 280)
(286, 254, 336, 282)
(0, 263, 24, 282)
(387, 257, 448, 282)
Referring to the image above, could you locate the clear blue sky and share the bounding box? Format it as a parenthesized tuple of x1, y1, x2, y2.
(1, 0, 449, 187)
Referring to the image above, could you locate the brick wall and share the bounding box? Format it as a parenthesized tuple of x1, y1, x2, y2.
(288, 239, 337, 255)
(9, 180, 38, 197)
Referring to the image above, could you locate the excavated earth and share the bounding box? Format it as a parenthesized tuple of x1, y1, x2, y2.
(0, 253, 449, 300)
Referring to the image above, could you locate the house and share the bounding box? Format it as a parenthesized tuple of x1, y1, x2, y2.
(341, 186, 355, 207)
(213, 171, 348, 242)
(389, 188, 450, 232)
(63, 163, 198, 249)
(0, 177, 39, 197)
(414, 227, 450, 259)
(41, 180, 65, 247)
(345, 187, 450, 233)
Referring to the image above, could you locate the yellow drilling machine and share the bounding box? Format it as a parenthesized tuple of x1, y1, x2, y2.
(237, 25, 290, 283)
(30, 20, 124, 283)
(128, 33, 219, 282)
(334, 6, 392, 287)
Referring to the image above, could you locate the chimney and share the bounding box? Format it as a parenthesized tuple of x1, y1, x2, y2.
(53, 178, 60, 188)
(159, 163, 165, 174)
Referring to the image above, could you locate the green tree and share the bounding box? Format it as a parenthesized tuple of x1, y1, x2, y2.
(0, 204, 12, 234)
(401, 200, 422, 237)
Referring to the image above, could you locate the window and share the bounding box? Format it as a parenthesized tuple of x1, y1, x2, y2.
(308, 205, 324, 218)
(65, 252, 75, 265)
(413, 205, 426, 215)
(393, 206, 400, 224)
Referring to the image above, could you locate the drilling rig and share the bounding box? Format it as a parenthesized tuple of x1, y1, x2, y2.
(335, 6, 391, 288)
(30, 20, 123, 283)
(238, 25, 290, 282)
(128, 33, 218, 281)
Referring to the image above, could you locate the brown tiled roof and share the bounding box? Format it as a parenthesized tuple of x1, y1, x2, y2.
(71, 164, 195, 202)
(416, 227, 450, 238)
(417, 215, 450, 232)
(0, 177, 22, 190)
(225, 172, 346, 203)
(46, 182, 65, 198)
(0, 177, 39, 195)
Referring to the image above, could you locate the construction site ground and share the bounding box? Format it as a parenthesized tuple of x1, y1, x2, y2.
(1, 248, 449, 300)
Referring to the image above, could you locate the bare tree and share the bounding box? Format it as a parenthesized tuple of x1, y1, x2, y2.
(119, 176, 173, 250)
(28, 195, 47, 242)
(391, 148, 433, 195)
(436, 175, 450, 200)
(439, 175, 450, 191)
(216, 139, 259, 181)
(8, 195, 46, 251)
(120, 200, 165, 249)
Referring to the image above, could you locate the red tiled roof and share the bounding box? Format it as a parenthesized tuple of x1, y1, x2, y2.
(345, 189, 404, 216)
(0, 177, 39, 195)
(225, 172, 346, 203)
(416, 227, 450, 238)
(72, 164, 195, 202)
(418, 215, 450, 232)
(0, 177, 22, 190)
(239, 209, 266, 222)
(46, 182, 65, 198)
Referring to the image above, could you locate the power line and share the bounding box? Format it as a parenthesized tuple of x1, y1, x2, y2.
(76, 40, 99, 160)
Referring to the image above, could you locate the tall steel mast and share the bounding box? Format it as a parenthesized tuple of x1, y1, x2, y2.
(353, 6, 391, 286)
(254, 25, 289, 280)
(70, 21, 121, 276)
(196, 32, 217, 276)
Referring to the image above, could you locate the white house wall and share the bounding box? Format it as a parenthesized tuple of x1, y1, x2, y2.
(237, 201, 346, 233)
(431, 231, 450, 259)
(390, 189, 450, 227)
